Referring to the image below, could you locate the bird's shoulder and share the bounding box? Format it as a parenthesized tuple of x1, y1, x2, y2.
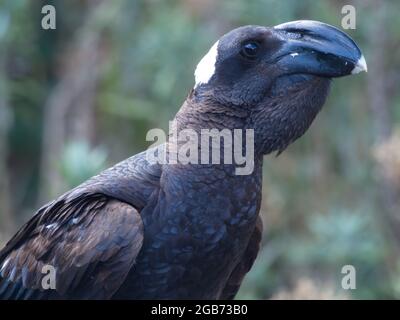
(71, 148, 162, 209)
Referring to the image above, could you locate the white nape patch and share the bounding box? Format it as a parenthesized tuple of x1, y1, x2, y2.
(194, 40, 219, 88)
(351, 55, 368, 74)
(1, 258, 10, 272)
(290, 52, 299, 57)
(72, 218, 79, 224)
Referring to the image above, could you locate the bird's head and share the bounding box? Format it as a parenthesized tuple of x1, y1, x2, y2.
(190, 20, 367, 155)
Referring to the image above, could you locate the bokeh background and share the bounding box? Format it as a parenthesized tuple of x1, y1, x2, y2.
(0, 0, 399, 299)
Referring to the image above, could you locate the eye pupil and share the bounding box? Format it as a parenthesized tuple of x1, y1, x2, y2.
(241, 42, 260, 59)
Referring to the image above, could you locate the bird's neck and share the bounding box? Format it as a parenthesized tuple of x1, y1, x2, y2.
(174, 90, 250, 132)
(157, 92, 264, 222)
(165, 92, 261, 175)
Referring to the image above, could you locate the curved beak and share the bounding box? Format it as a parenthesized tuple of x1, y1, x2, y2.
(272, 20, 367, 77)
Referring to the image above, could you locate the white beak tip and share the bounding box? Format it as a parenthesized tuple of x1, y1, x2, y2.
(351, 55, 367, 74)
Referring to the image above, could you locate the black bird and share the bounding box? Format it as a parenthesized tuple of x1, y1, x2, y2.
(0, 20, 366, 299)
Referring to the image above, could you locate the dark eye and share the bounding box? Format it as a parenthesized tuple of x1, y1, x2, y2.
(241, 41, 261, 59)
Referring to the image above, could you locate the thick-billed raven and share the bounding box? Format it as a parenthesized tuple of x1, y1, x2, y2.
(0, 21, 366, 299)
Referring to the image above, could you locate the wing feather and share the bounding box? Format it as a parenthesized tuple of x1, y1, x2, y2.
(0, 195, 144, 299)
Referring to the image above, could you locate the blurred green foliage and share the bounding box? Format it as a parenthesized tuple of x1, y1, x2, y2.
(60, 141, 107, 188)
(0, 0, 399, 299)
